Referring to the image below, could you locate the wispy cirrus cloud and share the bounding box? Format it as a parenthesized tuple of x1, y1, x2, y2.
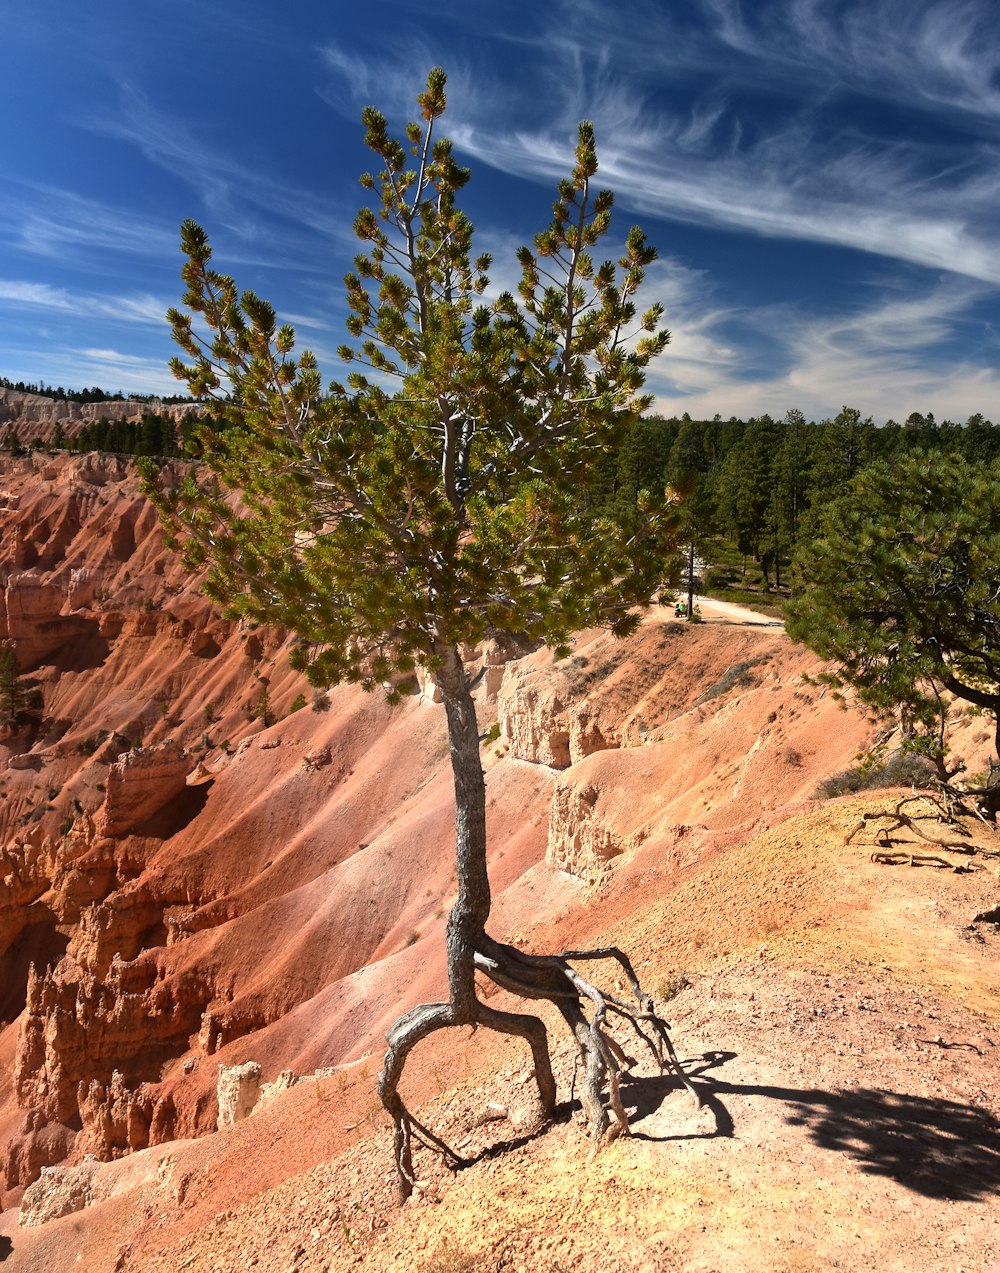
(0, 279, 167, 325)
(645, 275, 1000, 423)
(703, 0, 1000, 123)
(450, 113, 1000, 285)
(0, 183, 177, 264)
(77, 86, 353, 252)
(333, 0, 999, 287)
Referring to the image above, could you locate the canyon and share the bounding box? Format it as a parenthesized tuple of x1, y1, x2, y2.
(0, 451, 998, 1271)
(0, 389, 198, 447)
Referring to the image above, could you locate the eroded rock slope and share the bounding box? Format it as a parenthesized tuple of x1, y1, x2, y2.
(0, 450, 920, 1217)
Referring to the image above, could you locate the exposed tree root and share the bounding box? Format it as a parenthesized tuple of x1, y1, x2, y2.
(378, 935, 698, 1202)
(870, 850, 979, 872)
(846, 793, 999, 860)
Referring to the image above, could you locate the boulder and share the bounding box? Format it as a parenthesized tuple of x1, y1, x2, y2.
(19, 1160, 97, 1228)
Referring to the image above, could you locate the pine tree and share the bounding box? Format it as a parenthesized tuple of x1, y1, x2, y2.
(787, 451, 1000, 811)
(0, 646, 25, 723)
(141, 69, 690, 1198)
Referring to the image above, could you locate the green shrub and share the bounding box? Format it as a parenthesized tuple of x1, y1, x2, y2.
(813, 751, 937, 800)
(695, 656, 766, 705)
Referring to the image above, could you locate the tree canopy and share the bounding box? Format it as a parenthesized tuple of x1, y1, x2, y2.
(146, 71, 675, 695)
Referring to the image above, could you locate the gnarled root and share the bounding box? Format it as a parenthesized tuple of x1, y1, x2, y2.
(846, 793, 1000, 859)
(378, 934, 696, 1201)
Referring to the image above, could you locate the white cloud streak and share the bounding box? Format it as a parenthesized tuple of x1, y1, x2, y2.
(4, 345, 182, 396)
(0, 279, 167, 325)
(419, 0, 1000, 286)
(645, 274, 1000, 422)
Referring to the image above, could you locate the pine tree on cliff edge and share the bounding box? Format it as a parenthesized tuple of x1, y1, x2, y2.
(140, 68, 694, 1200)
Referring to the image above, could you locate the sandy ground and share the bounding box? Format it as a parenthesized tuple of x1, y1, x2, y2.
(693, 596, 784, 627)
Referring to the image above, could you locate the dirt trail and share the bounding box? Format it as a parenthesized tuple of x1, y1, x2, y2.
(645, 596, 784, 628)
(696, 595, 785, 627)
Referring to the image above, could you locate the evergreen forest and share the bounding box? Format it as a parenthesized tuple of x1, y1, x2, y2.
(5, 399, 999, 605)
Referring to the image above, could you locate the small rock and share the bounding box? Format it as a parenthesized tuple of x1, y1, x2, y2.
(303, 746, 333, 771)
(509, 1095, 547, 1134)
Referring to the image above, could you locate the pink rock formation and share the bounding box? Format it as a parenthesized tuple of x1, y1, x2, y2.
(77, 1070, 175, 1160)
(93, 742, 190, 838)
(0, 571, 97, 669)
(2, 448, 973, 1228)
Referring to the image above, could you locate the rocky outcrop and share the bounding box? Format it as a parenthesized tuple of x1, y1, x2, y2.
(94, 743, 190, 838)
(0, 831, 57, 957)
(0, 388, 199, 443)
(18, 1159, 98, 1227)
(66, 566, 95, 610)
(77, 1070, 176, 1161)
(71, 880, 170, 977)
(0, 820, 119, 959)
(12, 956, 210, 1142)
(546, 778, 645, 882)
(2, 1114, 76, 1194)
(255, 1068, 301, 1109)
(417, 633, 537, 706)
(498, 666, 617, 768)
(216, 1061, 262, 1128)
(499, 677, 573, 766)
(0, 571, 98, 669)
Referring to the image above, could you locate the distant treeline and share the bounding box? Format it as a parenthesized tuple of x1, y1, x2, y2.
(5, 402, 999, 589)
(0, 376, 194, 406)
(1, 412, 214, 458)
(596, 407, 1000, 588)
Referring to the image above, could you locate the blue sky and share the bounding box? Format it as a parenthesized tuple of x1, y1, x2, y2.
(2, 0, 999, 422)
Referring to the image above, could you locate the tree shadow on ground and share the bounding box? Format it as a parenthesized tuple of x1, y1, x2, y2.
(782, 1086, 1000, 1201)
(457, 1078, 733, 1178)
(625, 1050, 1000, 1202)
(623, 1049, 736, 1143)
(0, 1235, 12, 1262)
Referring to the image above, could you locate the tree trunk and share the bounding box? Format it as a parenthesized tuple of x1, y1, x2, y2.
(435, 640, 491, 1021)
(686, 541, 695, 621)
(377, 640, 698, 1200)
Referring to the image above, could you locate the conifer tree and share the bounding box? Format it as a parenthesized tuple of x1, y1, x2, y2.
(0, 645, 25, 724)
(787, 452, 1000, 812)
(141, 69, 690, 1198)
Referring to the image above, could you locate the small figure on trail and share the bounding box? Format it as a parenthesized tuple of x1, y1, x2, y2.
(675, 599, 687, 618)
